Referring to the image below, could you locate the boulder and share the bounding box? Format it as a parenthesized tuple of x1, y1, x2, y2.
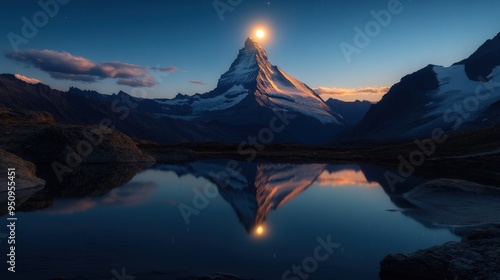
(0, 148, 45, 191)
(0, 148, 45, 215)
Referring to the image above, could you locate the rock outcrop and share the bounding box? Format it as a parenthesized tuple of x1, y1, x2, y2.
(380, 225, 500, 280)
(0, 108, 155, 164)
(0, 148, 45, 191)
(0, 148, 45, 215)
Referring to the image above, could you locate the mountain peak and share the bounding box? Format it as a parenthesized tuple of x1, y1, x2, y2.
(212, 37, 341, 125)
(216, 37, 269, 88)
(244, 37, 259, 49)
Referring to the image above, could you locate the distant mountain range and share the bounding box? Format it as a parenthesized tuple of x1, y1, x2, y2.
(325, 99, 372, 125)
(0, 38, 370, 144)
(1, 33, 500, 144)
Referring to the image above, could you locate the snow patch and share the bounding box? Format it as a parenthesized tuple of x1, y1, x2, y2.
(192, 85, 248, 112)
(423, 65, 500, 119)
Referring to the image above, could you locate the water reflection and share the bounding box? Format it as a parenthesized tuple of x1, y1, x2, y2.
(157, 162, 500, 235)
(153, 162, 441, 234)
(9, 163, 153, 213)
(4, 160, 496, 280)
(46, 181, 159, 215)
(8, 161, 499, 235)
(316, 168, 380, 188)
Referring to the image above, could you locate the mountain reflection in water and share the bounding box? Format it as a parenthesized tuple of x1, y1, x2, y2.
(6, 160, 498, 280)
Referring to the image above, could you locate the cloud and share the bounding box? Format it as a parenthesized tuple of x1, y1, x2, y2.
(5, 49, 178, 88)
(189, 80, 205, 85)
(14, 74, 41, 84)
(155, 66, 178, 72)
(314, 86, 390, 102)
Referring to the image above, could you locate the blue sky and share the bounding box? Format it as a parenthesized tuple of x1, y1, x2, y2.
(1, 0, 499, 101)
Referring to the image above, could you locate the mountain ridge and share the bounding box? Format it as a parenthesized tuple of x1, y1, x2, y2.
(2, 33, 499, 145)
(344, 32, 500, 141)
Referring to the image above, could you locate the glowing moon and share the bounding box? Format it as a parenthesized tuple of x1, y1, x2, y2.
(256, 29, 265, 39)
(256, 225, 264, 235)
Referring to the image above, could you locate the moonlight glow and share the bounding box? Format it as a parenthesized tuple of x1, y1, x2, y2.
(256, 29, 265, 39)
(255, 225, 265, 236)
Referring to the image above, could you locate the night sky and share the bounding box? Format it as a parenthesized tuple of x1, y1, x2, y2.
(1, 0, 499, 101)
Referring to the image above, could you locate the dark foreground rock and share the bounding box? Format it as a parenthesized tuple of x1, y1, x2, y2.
(380, 225, 500, 280)
(0, 108, 155, 164)
(0, 148, 45, 191)
(0, 124, 155, 164)
(0, 148, 45, 215)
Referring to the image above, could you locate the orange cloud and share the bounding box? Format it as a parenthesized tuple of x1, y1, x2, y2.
(315, 169, 380, 188)
(14, 74, 42, 84)
(315, 86, 389, 102)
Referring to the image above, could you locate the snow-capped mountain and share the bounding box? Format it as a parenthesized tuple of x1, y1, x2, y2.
(346, 32, 500, 141)
(154, 38, 343, 125)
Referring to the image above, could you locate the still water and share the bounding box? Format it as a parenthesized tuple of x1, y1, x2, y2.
(1, 161, 464, 280)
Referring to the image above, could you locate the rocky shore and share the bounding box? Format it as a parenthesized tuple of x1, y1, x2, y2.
(380, 225, 500, 280)
(380, 179, 500, 280)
